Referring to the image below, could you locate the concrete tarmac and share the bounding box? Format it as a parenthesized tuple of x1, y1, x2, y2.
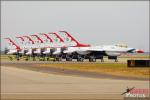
(1, 66, 149, 100)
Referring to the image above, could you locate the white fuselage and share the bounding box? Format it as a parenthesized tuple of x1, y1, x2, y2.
(63, 45, 135, 56)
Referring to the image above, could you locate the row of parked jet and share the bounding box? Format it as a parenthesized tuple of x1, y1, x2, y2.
(4, 31, 144, 62)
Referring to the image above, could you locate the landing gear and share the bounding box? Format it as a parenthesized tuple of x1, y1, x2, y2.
(56, 57, 62, 61)
(16, 52, 20, 61)
(99, 56, 104, 62)
(66, 54, 73, 61)
(108, 56, 118, 62)
(46, 57, 50, 61)
(44, 54, 51, 61)
(66, 57, 72, 61)
(25, 56, 30, 61)
(56, 55, 62, 61)
(32, 55, 36, 61)
(114, 56, 118, 62)
(77, 55, 84, 62)
(77, 58, 84, 62)
(100, 59, 104, 62)
(89, 56, 96, 62)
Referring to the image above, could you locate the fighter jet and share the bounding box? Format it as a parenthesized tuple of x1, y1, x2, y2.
(4, 31, 144, 62)
(57, 31, 144, 62)
(4, 38, 21, 55)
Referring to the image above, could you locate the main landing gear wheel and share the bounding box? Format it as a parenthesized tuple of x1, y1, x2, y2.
(66, 55, 73, 61)
(66, 57, 72, 61)
(89, 57, 96, 62)
(115, 59, 118, 62)
(100, 59, 104, 62)
(77, 57, 84, 62)
(56, 57, 62, 61)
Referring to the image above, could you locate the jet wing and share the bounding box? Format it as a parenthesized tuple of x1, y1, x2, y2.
(85, 47, 104, 52)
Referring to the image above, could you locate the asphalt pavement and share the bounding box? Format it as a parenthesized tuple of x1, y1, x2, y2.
(1, 66, 149, 100)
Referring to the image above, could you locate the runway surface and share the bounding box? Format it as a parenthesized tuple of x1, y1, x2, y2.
(1, 66, 149, 100)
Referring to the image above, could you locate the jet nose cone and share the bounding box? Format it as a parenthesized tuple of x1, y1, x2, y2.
(136, 49, 144, 53)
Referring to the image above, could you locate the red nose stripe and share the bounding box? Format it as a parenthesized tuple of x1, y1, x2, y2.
(136, 50, 144, 53)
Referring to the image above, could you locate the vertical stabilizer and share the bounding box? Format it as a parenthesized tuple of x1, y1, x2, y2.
(4, 38, 20, 50)
(30, 34, 44, 43)
(49, 32, 64, 42)
(48, 32, 66, 47)
(16, 37, 25, 41)
(39, 33, 53, 42)
(23, 36, 35, 44)
(59, 31, 90, 47)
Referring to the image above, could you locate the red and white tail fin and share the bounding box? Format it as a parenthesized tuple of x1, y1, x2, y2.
(4, 38, 20, 50)
(30, 34, 44, 43)
(49, 32, 64, 42)
(23, 36, 35, 44)
(59, 31, 90, 47)
(16, 37, 25, 41)
(39, 33, 53, 42)
(48, 32, 66, 47)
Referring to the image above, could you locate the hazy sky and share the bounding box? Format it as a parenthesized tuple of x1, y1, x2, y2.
(1, 1, 149, 51)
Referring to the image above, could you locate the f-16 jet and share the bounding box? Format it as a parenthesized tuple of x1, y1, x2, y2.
(4, 31, 144, 62)
(57, 31, 144, 62)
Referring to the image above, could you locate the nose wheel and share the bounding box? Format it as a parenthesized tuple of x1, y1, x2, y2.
(77, 55, 84, 62)
(66, 55, 73, 61)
